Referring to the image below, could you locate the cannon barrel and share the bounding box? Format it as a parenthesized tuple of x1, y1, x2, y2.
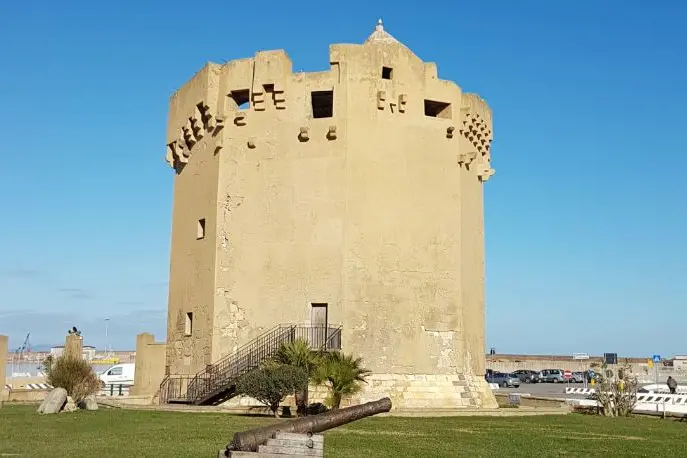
(224, 397, 392, 453)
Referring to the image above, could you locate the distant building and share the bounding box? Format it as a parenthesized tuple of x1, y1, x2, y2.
(673, 356, 687, 371)
(50, 344, 96, 361)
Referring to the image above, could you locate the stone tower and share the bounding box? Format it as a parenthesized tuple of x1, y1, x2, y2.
(164, 21, 497, 409)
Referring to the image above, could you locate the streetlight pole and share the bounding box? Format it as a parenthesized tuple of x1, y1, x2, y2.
(105, 318, 110, 356)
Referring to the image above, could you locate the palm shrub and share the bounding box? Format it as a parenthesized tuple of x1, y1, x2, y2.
(46, 356, 100, 402)
(273, 339, 321, 416)
(236, 365, 308, 417)
(313, 351, 371, 409)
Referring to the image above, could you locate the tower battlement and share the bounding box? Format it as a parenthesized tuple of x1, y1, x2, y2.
(163, 21, 497, 410)
(165, 21, 494, 182)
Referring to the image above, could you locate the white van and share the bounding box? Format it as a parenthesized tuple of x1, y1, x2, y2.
(98, 363, 135, 386)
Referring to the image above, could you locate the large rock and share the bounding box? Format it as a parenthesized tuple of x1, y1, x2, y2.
(78, 395, 98, 411)
(62, 396, 78, 413)
(37, 388, 68, 414)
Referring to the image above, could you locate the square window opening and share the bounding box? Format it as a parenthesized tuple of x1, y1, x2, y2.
(311, 90, 334, 118)
(382, 66, 393, 80)
(185, 312, 193, 336)
(197, 218, 206, 239)
(230, 90, 250, 110)
(424, 100, 452, 119)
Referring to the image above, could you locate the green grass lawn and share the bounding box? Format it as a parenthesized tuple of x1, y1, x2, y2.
(1, 405, 686, 457)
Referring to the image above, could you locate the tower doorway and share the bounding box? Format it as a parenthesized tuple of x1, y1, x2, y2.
(310, 303, 328, 349)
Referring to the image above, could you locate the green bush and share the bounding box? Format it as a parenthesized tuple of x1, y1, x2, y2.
(236, 365, 308, 417)
(46, 356, 100, 402)
(273, 339, 321, 416)
(313, 352, 370, 409)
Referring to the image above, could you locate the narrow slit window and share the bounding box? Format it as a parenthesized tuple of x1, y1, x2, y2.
(197, 218, 206, 239)
(230, 90, 250, 110)
(424, 100, 452, 119)
(311, 90, 334, 118)
(185, 312, 193, 336)
(382, 66, 393, 80)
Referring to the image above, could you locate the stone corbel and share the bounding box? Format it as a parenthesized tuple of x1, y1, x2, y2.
(457, 151, 477, 166)
(165, 142, 176, 166)
(327, 125, 337, 140)
(177, 133, 190, 162)
(273, 90, 286, 110)
(252, 90, 266, 111)
(447, 126, 455, 139)
(299, 126, 309, 142)
(182, 125, 196, 149)
(247, 138, 256, 149)
(398, 94, 407, 113)
(189, 116, 204, 142)
(478, 167, 495, 182)
(377, 91, 386, 110)
(234, 112, 247, 127)
(211, 116, 224, 135)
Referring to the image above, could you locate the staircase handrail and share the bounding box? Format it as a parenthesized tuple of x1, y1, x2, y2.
(188, 324, 297, 403)
(172, 323, 343, 404)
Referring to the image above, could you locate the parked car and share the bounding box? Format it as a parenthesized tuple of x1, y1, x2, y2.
(571, 372, 586, 383)
(512, 369, 540, 384)
(486, 372, 521, 388)
(539, 369, 565, 383)
(99, 363, 135, 387)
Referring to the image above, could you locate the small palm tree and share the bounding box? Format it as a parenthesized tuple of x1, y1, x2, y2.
(313, 351, 371, 409)
(273, 339, 321, 416)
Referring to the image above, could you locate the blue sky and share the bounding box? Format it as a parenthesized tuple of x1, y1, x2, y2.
(0, 1, 685, 357)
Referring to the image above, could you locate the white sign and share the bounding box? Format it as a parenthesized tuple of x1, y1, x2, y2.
(573, 353, 590, 360)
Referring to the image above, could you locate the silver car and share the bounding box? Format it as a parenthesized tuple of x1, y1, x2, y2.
(486, 372, 521, 388)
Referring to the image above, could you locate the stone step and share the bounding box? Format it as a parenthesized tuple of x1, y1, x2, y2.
(265, 438, 324, 450)
(226, 452, 319, 458)
(258, 444, 323, 456)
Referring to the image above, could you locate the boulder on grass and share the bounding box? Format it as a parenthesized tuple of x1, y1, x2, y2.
(62, 396, 78, 413)
(38, 388, 68, 414)
(78, 395, 98, 411)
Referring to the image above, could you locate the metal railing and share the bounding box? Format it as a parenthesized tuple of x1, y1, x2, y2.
(159, 375, 192, 404)
(98, 384, 131, 397)
(161, 324, 342, 405)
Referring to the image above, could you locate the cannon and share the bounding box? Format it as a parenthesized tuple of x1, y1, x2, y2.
(220, 397, 392, 455)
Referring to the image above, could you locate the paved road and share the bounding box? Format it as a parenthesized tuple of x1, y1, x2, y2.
(495, 379, 683, 399)
(496, 382, 594, 399)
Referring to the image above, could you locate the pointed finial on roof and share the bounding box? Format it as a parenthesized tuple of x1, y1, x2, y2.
(366, 18, 401, 45)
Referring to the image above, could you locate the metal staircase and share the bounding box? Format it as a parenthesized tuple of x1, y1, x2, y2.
(159, 324, 342, 406)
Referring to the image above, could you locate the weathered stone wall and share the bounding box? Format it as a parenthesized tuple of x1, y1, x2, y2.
(64, 334, 82, 360)
(164, 22, 496, 410)
(165, 64, 223, 375)
(131, 333, 166, 397)
(211, 51, 346, 360)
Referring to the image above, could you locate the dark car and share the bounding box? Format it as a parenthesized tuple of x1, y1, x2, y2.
(512, 369, 539, 384)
